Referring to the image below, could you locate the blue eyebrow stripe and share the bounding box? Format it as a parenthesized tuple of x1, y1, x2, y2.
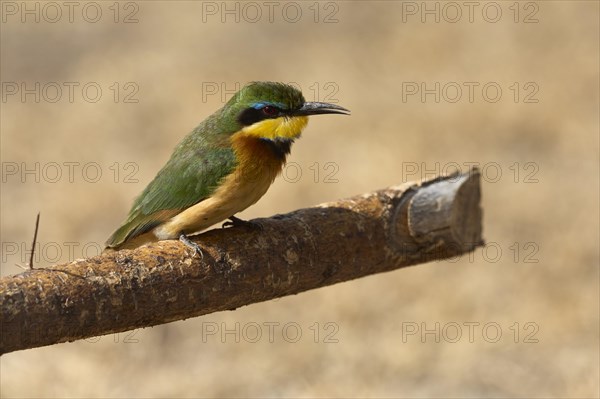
(251, 101, 286, 110)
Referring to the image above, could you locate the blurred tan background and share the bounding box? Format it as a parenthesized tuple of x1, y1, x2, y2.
(1, 1, 598, 397)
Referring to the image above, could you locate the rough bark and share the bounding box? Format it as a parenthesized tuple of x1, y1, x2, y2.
(0, 169, 483, 354)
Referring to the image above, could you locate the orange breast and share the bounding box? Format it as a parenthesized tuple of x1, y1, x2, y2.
(230, 132, 287, 183)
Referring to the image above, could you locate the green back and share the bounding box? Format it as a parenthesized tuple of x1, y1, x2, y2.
(106, 112, 237, 247)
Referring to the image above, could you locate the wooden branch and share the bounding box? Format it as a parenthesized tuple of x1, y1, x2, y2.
(0, 169, 483, 355)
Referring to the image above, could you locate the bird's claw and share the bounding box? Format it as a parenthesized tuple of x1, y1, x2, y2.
(222, 216, 263, 230)
(179, 233, 204, 259)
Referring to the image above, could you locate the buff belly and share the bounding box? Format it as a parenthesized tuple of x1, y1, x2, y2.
(153, 132, 286, 240)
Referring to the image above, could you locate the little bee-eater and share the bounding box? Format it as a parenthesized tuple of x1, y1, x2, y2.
(105, 81, 349, 252)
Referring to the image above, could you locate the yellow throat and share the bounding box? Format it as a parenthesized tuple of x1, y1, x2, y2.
(240, 116, 309, 140)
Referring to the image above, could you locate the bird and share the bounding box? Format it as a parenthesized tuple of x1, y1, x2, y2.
(104, 81, 350, 253)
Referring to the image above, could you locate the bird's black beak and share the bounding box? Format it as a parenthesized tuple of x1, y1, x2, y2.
(292, 102, 350, 116)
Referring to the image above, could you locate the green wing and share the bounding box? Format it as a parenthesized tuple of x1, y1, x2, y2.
(106, 133, 237, 248)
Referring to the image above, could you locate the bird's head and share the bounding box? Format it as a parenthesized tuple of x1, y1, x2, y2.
(223, 81, 349, 141)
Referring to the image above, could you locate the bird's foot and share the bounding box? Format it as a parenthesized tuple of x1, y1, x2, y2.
(179, 233, 204, 259)
(222, 216, 263, 230)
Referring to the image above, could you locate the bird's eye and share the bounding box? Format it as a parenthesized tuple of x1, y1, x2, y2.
(262, 106, 278, 117)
